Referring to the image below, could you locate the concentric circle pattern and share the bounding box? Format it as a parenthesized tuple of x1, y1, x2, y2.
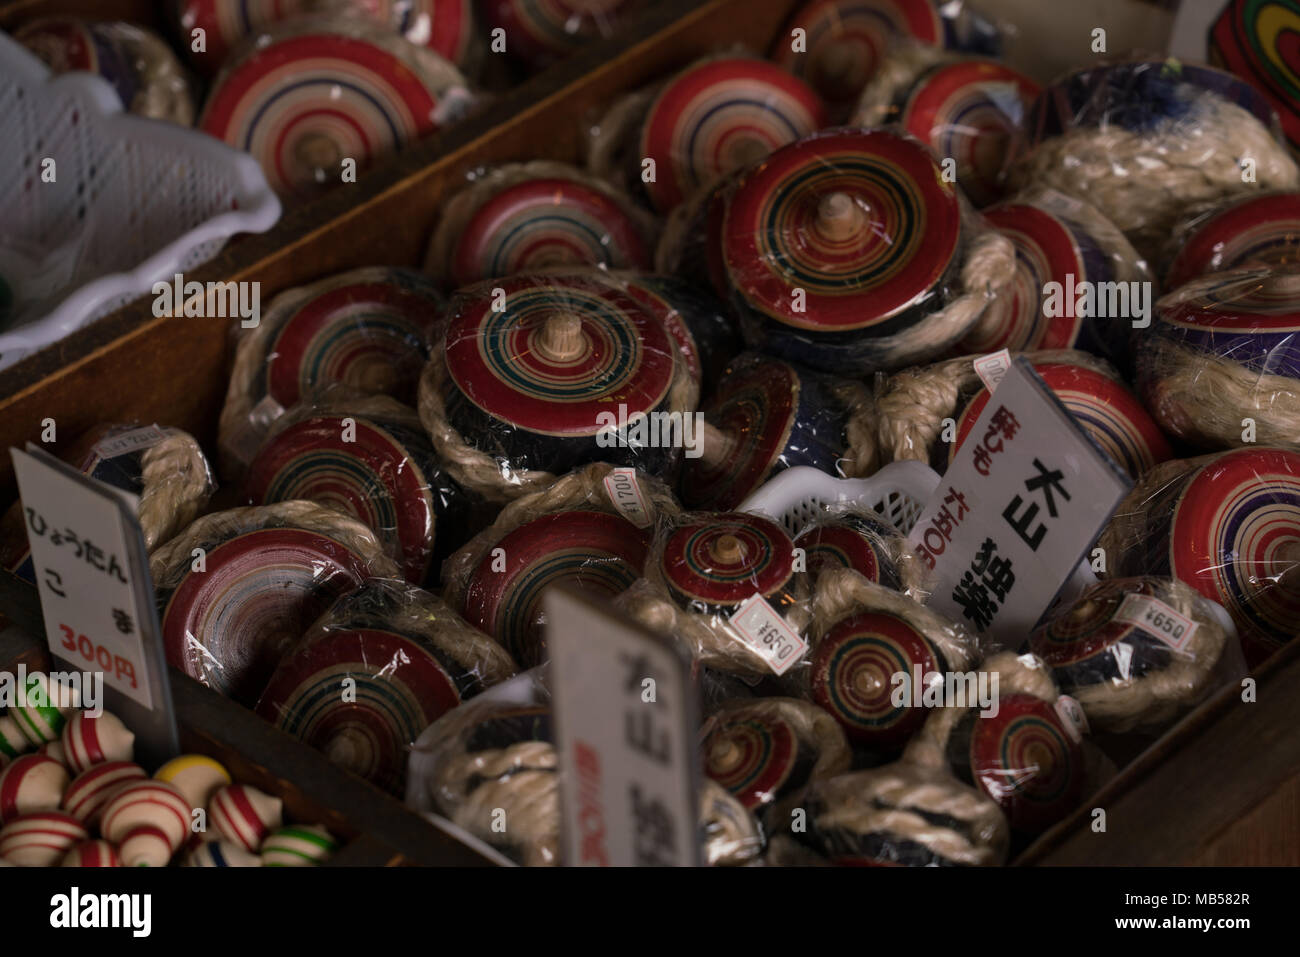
(1170, 447, 1300, 651)
(811, 611, 946, 748)
(952, 363, 1172, 479)
(244, 416, 436, 584)
(962, 693, 1085, 834)
(771, 0, 943, 108)
(901, 60, 1040, 208)
(1211, 0, 1300, 150)
(200, 32, 444, 199)
(725, 128, 960, 332)
(451, 178, 651, 285)
(444, 275, 675, 437)
(640, 57, 826, 211)
(257, 626, 467, 794)
(460, 510, 651, 667)
(483, 0, 640, 70)
(1165, 193, 1300, 289)
(160, 527, 378, 704)
(684, 359, 799, 510)
(796, 513, 903, 590)
(661, 512, 796, 608)
(703, 710, 800, 810)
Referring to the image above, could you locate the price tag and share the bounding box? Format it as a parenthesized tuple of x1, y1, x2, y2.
(91, 425, 168, 460)
(1055, 694, 1089, 742)
(603, 467, 652, 528)
(547, 586, 700, 867)
(973, 349, 1013, 392)
(728, 594, 807, 676)
(1113, 593, 1197, 651)
(11, 445, 178, 766)
(908, 359, 1131, 646)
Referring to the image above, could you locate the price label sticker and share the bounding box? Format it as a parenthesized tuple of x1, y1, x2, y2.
(91, 425, 168, 461)
(728, 594, 807, 676)
(1113, 593, 1197, 651)
(1055, 694, 1089, 742)
(603, 467, 652, 529)
(973, 349, 1013, 392)
(10, 445, 178, 765)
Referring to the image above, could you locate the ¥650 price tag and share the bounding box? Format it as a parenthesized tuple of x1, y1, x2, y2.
(1114, 593, 1197, 651)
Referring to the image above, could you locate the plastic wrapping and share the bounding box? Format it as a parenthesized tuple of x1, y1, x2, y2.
(806, 567, 978, 750)
(1138, 266, 1300, 452)
(869, 349, 1171, 480)
(614, 510, 814, 677)
(1163, 191, 1300, 291)
(198, 19, 478, 200)
(405, 671, 765, 866)
(720, 127, 1016, 374)
(243, 390, 495, 585)
(701, 697, 850, 829)
(150, 501, 401, 705)
(0, 423, 215, 582)
(853, 44, 1038, 208)
(416, 271, 696, 502)
(903, 650, 1087, 835)
(440, 462, 679, 668)
(479, 0, 645, 73)
(959, 186, 1150, 357)
(1096, 447, 1300, 665)
(15, 18, 195, 126)
(1011, 58, 1300, 263)
(219, 266, 444, 480)
(588, 54, 826, 213)
(256, 578, 516, 795)
(1028, 576, 1238, 734)
(174, 0, 483, 76)
(795, 503, 924, 597)
(682, 353, 874, 511)
(767, 761, 1009, 866)
(1210, 0, 1300, 155)
(423, 161, 659, 286)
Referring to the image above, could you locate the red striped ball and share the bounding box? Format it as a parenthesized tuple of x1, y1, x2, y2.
(209, 784, 283, 852)
(62, 762, 148, 826)
(61, 711, 136, 774)
(0, 754, 69, 825)
(100, 780, 192, 852)
(62, 839, 121, 867)
(0, 811, 87, 866)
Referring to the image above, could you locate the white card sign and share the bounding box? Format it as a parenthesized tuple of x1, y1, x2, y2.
(10, 445, 178, 764)
(907, 360, 1132, 644)
(547, 586, 700, 867)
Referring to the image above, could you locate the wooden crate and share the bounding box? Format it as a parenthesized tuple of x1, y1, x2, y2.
(0, 572, 499, 865)
(2, 0, 1297, 866)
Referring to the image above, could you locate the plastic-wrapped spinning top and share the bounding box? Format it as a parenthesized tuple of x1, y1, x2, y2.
(701, 697, 850, 823)
(683, 354, 868, 510)
(199, 23, 472, 199)
(1138, 268, 1300, 451)
(638, 56, 826, 212)
(659, 513, 801, 616)
(770, 0, 945, 118)
(1210, 0, 1300, 154)
(723, 128, 1002, 373)
(796, 511, 907, 592)
(219, 267, 444, 474)
(150, 502, 399, 705)
(480, 0, 643, 71)
(952, 360, 1173, 480)
(1165, 192, 1300, 290)
(419, 273, 692, 501)
(857, 55, 1040, 208)
(244, 399, 488, 584)
(175, 0, 481, 74)
(618, 274, 739, 397)
(16, 18, 195, 125)
(1099, 447, 1300, 663)
(429, 163, 656, 287)
(959, 191, 1142, 355)
(0, 423, 214, 582)
(1028, 577, 1230, 733)
(773, 762, 1009, 866)
(257, 581, 516, 794)
(906, 652, 1086, 835)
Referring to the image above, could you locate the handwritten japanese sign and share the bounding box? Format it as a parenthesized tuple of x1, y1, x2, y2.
(11, 446, 178, 765)
(547, 586, 700, 867)
(907, 360, 1131, 645)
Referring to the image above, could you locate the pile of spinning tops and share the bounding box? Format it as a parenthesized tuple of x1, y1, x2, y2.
(0, 673, 337, 866)
(8, 0, 1300, 867)
(11, 1, 651, 202)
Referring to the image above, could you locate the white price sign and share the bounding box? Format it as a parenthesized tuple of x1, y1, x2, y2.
(10, 446, 178, 763)
(548, 586, 700, 867)
(908, 360, 1132, 645)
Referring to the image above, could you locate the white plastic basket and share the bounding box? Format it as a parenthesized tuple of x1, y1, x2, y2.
(0, 32, 281, 371)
